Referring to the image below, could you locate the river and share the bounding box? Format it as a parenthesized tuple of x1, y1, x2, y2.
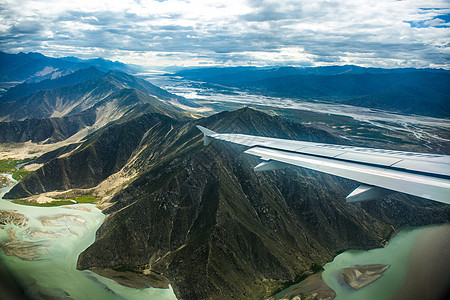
(0, 173, 177, 300)
(145, 73, 450, 143)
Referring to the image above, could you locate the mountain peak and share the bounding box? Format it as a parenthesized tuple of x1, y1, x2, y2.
(0, 66, 106, 104)
(202, 107, 340, 143)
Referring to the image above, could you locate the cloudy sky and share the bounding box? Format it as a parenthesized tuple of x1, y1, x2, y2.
(1, 0, 449, 69)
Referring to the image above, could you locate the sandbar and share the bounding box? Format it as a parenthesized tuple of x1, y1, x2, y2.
(338, 264, 390, 290)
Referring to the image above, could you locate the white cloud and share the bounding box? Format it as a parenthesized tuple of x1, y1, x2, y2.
(0, 0, 449, 68)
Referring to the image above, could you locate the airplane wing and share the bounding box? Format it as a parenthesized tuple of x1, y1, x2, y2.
(197, 125, 450, 204)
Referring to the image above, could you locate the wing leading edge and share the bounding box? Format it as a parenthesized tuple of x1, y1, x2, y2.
(197, 125, 450, 205)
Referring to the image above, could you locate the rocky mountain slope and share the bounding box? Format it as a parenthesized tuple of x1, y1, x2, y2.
(0, 65, 194, 149)
(78, 108, 449, 299)
(0, 87, 186, 145)
(5, 113, 177, 196)
(6, 108, 449, 299)
(0, 67, 105, 103)
(0, 69, 186, 122)
(0, 109, 96, 144)
(1, 55, 448, 299)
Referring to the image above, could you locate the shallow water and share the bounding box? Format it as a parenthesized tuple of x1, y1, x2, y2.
(0, 174, 177, 300)
(321, 225, 450, 300)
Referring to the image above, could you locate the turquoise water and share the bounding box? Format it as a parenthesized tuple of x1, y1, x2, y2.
(321, 225, 448, 300)
(0, 173, 177, 300)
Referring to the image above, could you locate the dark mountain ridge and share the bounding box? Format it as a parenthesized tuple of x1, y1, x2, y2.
(0, 109, 96, 144)
(0, 76, 122, 120)
(0, 87, 186, 145)
(5, 113, 177, 197)
(75, 108, 449, 299)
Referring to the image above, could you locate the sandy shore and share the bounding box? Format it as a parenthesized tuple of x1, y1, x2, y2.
(0, 210, 28, 227)
(270, 272, 336, 300)
(0, 175, 14, 189)
(89, 267, 170, 289)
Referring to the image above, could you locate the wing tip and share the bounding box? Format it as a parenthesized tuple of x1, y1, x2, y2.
(196, 125, 216, 146)
(196, 125, 216, 136)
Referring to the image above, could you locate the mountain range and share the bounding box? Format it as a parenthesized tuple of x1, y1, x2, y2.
(0, 51, 142, 84)
(1, 53, 449, 299)
(0, 65, 194, 145)
(174, 66, 450, 118)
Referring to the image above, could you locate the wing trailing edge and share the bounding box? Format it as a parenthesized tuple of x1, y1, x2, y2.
(197, 126, 450, 205)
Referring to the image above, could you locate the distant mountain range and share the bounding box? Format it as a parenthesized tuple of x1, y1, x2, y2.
(0, 65, 191, 126)
(0, 64, 194, 146)
(0, 51, 142, 84)
(174, 66, 450, 118)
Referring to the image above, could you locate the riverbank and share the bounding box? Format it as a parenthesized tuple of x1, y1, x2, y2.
(318, 224, 450, 300)
(271, 271, 336, 300)
(272, 224, 450, 300)
(0, 173, 177, 300)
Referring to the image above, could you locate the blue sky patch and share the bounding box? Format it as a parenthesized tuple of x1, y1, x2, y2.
(406, 14, 450, 28)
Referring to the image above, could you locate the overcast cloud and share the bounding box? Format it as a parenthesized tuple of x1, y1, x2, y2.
(0, 0, 449, 68)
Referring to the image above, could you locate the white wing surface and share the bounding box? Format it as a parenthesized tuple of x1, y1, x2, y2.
(197, 125, 450, 204)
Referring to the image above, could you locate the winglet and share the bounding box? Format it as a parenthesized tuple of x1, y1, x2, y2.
(346, 184, 392, 202)
(254, 160, 287, 172)
(196, 125, 217, 146)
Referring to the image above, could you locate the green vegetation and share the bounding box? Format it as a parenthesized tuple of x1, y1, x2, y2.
(310, 263, 324, 273)
(12, 169, 32, 181)
(0, 159, 17, 173)
(72, 195, 97, 203)
(10, 195, 98, 207)
(11, 199, 76, 207)
(0, 158, 34, 181)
